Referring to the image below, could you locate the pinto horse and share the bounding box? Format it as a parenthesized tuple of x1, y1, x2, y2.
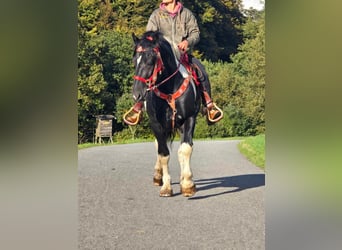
(131, 31, 201, 197)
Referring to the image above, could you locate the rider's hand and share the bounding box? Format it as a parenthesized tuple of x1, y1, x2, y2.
(177, 40, 189, 52)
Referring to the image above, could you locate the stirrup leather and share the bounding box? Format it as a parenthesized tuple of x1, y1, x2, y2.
(207, 102, 223, 123)
(123, 107, 142, 126)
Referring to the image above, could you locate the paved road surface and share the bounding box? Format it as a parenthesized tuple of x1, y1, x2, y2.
(79, 140, 265, 249)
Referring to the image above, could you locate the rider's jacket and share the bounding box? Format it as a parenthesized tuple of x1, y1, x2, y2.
(146, 2, 200, 59)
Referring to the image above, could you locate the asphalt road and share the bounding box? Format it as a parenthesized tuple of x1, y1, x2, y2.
(79, 140, 265, 250)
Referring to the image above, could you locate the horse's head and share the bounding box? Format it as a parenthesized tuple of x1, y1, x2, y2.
(132, 31, 164, 103)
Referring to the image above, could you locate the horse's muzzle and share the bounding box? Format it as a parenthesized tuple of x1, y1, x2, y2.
(132, 94, 140, 102)
(133, 92, 147, 103)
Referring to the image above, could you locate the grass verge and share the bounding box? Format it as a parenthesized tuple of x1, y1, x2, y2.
(78, 138, 155, 149)
(238, 134, 265, 169)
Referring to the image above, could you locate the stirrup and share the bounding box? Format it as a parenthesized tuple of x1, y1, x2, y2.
(207, 102, 223, 123)
(123, 107, 142, 126)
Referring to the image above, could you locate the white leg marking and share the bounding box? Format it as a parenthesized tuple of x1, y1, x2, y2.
(160, 155, 170, 187)
(159, 154, 172, 196)
(178, 145, 184, 183)
(178, 143, 193, 188)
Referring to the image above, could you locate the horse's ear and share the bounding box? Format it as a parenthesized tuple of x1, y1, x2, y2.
(132, 33, 139, 45)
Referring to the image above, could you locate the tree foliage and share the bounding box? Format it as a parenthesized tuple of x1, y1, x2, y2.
(183, 0, 245, 61)
(78, 1, 134, 142)
(229, 11, 265, 134)
(194, 10, 265, 137)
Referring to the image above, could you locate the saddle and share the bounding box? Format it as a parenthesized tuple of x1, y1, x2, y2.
(179, 52, 203, 86)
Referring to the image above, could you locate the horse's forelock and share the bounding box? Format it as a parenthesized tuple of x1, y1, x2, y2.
(140, 31, 163, 48)
(136, 31, 176, 68)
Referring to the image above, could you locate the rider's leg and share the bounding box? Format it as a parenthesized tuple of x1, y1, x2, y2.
(190, 56, 223, 123)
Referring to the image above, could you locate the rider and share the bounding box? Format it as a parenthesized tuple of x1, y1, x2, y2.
(124, 0, 223, 125)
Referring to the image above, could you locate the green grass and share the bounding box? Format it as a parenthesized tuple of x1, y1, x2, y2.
(78, 138, 155, 149)
(238, 134, 265, 169)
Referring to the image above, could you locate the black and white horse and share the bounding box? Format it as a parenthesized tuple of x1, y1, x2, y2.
(132, 31, 201, 197)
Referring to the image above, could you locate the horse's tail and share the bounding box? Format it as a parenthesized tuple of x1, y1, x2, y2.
(170, 129, 177, 143)
(165, 129, 177, 150)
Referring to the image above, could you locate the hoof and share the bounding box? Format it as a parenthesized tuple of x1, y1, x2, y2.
(180, 184, 196, 197)
(159, 188, 173, 197)
(153, 177, 163, 186)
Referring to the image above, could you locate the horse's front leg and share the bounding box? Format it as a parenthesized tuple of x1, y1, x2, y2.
(178, 116, 197, 197)
(154, 139, 173, 197)
(178, 143, 196, 197)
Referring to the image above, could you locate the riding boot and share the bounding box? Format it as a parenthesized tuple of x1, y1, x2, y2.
(191, 61, 223, 124)
(123, 102, 143, 125)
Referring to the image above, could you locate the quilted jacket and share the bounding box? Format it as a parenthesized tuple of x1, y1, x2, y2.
(146, 4, 200, 58)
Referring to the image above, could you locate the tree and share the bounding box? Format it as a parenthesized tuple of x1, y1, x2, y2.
(183, 0, 245, 61)
(196, 10, 265, 137)
(78, 62, 107, 143)
(229, 10, 265, 134)
(112, 0, 158, 35)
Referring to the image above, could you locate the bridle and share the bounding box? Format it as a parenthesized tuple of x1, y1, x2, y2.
(133, 46, 165, 89)
(133, 44, 181, 90)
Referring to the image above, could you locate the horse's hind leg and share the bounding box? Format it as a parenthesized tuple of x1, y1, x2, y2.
(153, 140, 163, 186)
(154, 140, 173, 197)
(178, 143, 196, 197)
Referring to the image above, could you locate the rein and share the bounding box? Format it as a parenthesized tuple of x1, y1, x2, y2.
(151, 62, 180, 90)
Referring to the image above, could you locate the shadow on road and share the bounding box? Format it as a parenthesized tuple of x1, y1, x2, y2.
(188, 174, 265, 200)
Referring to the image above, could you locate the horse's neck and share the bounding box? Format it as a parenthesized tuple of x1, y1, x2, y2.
(158, 45, 184, 93)
(160, 41, 189, 78)
(161, 49, 178, 73)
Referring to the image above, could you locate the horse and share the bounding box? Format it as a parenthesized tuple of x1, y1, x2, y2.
(131, 31, 201, 197)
